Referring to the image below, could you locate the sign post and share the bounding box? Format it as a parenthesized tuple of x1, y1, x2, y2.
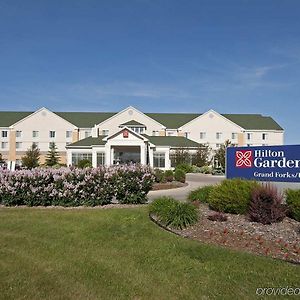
(226, 145, 300, 182)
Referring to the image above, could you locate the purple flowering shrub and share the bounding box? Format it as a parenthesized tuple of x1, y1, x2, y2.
(0, 164, 155, 206)
(111, 164, 155, 204)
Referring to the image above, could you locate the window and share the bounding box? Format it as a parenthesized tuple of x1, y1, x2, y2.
(152, 131, 159, 136)
(1, 131, 8, 138)
(153, 152, 165, 168)
(247, 133, 252, 140)
(16, 131, 22, 138)
(216, 143, 222, 148)
(232, 133, 238, 140)
(247, 143, 252, 147)
(167, 131, 175, 136)
(200, 132, 206, 139)
(216, 132, 222, 140)
(1, 142, 8, 149)
(49, 131, 56, 138)
(97, 152, 105, 166)
(66, 131, 72, 138)
(32, 142, 39, 148)
(84, 130, 91, 138)
(130, 127, 144, 134)
(185, 132, 190, 138)
(16, 142, 22, 149)
(102, 130, 109, 136)
(72, 153, 92, 166)
(49, 142, 55, 148)
(32, 131, 39, 138)
(262, 133, 268, 140)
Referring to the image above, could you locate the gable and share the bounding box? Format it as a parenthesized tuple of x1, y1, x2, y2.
(13, 108, 77, 130)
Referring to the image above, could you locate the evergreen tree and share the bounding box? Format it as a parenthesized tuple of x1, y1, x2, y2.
(214, 140, 232, 169)
(0, 152, 5, 163)
(21, 144, 40, 169)
(192, 144, 211, 167)
(45, 142, 60, 166)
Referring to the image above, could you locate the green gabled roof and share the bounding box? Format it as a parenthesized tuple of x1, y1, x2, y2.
(0, 111, 33, 127)
(120, 120, 145, 126)
(66, 136, 107, 148)
(54, 112, 116, 128)
(0, 109, 283, 131)
(146, 113, 200, 129)
(143, 134, 199, 148)
(222, 114, 283, 130)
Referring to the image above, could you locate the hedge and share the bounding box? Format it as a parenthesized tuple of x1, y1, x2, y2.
(0, 165, 155, 206)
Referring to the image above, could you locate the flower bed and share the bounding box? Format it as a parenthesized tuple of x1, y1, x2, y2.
(0, 165, 155, 206)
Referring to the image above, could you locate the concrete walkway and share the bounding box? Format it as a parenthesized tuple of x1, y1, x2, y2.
(147, 174, 224, 202)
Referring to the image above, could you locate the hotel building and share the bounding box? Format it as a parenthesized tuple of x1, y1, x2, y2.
(0, 106, 284, 170)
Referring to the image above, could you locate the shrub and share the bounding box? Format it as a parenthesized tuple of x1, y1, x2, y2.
(0, 165, 155, 207)
(207, 212, 228, 222)
(199, 165, 212, 174)
(208, 179, 259, 214)
(149, 197, 198, 229)
(191, 165, 202, 173)
(285, 189, 300, 221)
(164, 170, 174, 182)
(188, 186, 214, 203)
(175, 163, 193, 173)
(77, 159, 92, 168)
(174, 169, 186, 183)
(154, 168, 165, 183)
(112, 164, 155, 204)
(248, 184, 286, 224)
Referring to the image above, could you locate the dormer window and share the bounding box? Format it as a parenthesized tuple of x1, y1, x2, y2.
(119, 120, 146, 134)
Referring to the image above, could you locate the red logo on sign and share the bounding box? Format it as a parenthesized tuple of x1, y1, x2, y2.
(123, 130, 129, 138)
(235, 150, 253, 168)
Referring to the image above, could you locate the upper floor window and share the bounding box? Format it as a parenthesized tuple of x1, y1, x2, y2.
(1, 131, 8, 138)
(102, 129, 109, 136)
(66, 131, 72, 138)
(232, 133, 238, 140)
(16, 130, 22, 138)
(262, 133, 268, 140)
(152, 131, 159, 136)
(84, 130, 91, 138)
(131, 127, 144, 134)
(247, 133, 252, 140)
(185, 132, 190, 138)
(216, 132, 222, 140)
(49, 142, 55, 148)
(49, 131, 56, 138)
(32, 131, 39, 138)
(16, 142, 22, 149)
(1, 142, 8, 149)
(200, 132, 206, 139)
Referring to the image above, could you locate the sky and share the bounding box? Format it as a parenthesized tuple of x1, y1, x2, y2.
(0, 0, 299, 144)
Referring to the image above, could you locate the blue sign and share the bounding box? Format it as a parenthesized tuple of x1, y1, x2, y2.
(226, 145, 300, 182)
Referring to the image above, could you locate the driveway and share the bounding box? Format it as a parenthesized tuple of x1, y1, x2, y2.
(148, 174, 224, 201)
(147, 173, 300, 202)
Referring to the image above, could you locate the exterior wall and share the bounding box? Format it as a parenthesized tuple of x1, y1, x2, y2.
(12, 108, 76, 154)
(0, 127, 10, 153)
(95, 107, 164, 137)
(243, 130, 284, 146)
(180, 110, 243, 150)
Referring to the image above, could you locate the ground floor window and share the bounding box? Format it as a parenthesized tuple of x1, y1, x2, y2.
(72, 153, 92, 166)
(153, 152, 165, 168)
(97, 152, 105, 166)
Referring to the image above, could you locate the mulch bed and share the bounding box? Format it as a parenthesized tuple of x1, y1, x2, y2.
(151, 181, 187, 191)
(171, 204, 300, 264)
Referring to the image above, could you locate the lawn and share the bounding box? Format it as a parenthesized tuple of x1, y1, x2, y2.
(0, 207, 299, 300)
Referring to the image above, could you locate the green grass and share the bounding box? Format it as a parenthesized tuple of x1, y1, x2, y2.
(0, 207, 299, 300)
